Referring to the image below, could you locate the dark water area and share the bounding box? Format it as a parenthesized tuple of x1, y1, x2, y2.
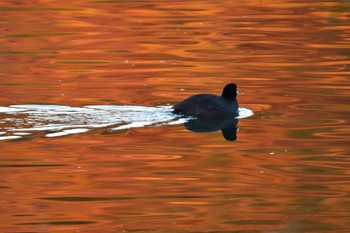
(0, 0, 349, 232)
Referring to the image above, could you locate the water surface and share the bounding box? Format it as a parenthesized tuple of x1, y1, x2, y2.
(0, 0, 349, 232)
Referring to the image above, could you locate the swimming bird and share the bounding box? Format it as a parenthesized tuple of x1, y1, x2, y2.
(173, 83, 239, 119)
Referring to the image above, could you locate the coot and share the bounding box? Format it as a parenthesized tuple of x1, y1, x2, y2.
(173, 83, 239, 119)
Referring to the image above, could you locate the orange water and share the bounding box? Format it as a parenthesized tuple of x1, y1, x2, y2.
(1, 1, 349, 232)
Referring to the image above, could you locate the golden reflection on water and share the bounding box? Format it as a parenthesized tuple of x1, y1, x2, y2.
(0, 0, 349, 232)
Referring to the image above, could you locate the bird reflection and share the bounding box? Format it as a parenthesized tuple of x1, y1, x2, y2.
(183, 117, 239, 141)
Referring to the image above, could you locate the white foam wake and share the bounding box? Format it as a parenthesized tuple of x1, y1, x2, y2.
(0, 105, 253, 140)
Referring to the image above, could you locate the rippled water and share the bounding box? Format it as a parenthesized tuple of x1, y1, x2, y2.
(1, 0, 349, 232)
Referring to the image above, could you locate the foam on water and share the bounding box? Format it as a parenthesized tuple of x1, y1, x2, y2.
(236, 107, 254, 119)
(0, 105, 253, 140)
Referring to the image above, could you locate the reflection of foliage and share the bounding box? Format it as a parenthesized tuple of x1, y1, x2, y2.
(287, 127, 334, 139)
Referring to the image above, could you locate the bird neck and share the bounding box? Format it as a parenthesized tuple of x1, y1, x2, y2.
(222, 92, 236, 100)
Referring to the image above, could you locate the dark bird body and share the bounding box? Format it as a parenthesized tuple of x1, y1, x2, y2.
(173, 83, 239, 119)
